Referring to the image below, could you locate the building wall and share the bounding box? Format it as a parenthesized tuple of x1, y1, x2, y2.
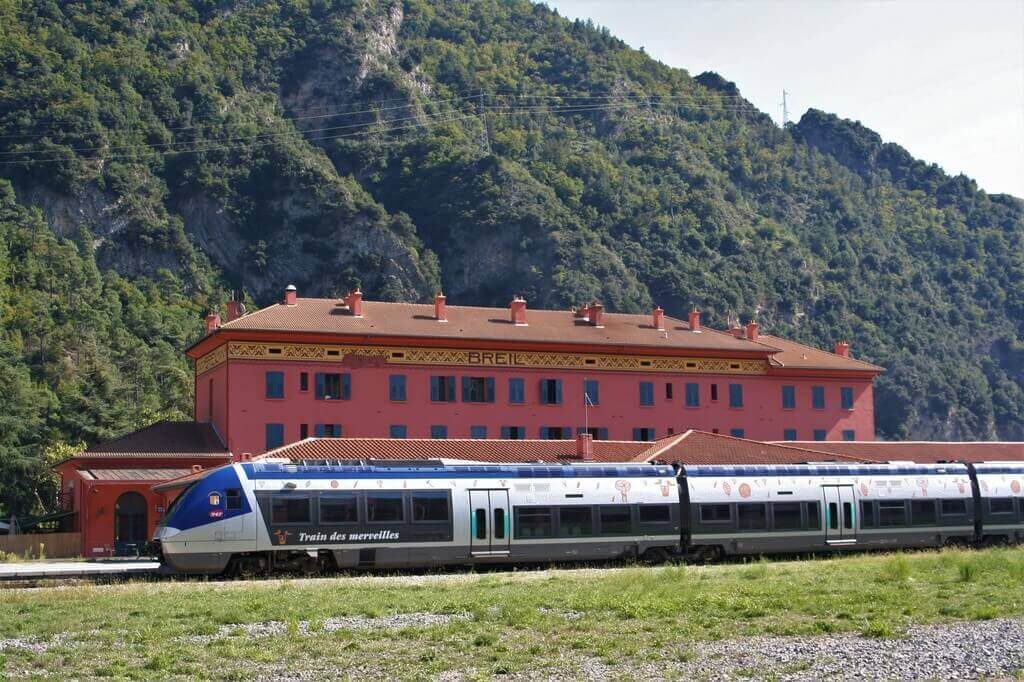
(220, 358, 875, 456)
(194, 361, 228, 441)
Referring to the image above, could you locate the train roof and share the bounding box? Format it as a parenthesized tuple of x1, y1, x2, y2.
(242, 461, 676, 479)
(682, 462, 971, 477)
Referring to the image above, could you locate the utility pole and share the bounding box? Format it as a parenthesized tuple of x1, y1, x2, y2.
(780, 89, 790, 127)
(479, 88, 491, 154)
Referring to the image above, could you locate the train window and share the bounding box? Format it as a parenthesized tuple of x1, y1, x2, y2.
(515, 507, 554, 538)
(860, 501, 876, 528)
(989, 498, 1015, 515)
(910, 500, 936, 526)
(366, 493, 404, 523)
(599, 506, 633, 535)
(558, 507, 594, 537)
(878, 501, 907, 527)
(638, 505, 671, 524)
(772, 502, 802, 530)
(940, 499, 967, 516)
(827, 502, 838, 530)
(475, 509, 487, 539)
(226, 488, 242, 511)
(320, 494, 358, 524)
(271, 496, 311, 524)
(842, 502, 853, 529)
(411, 492, 449, 522)
(699, 504, 732, 523)
(494, 509, 506, 539)
(738, 503, 767, 530)
(806, 502, 821, 529)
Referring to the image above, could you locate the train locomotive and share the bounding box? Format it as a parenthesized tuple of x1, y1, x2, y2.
(152, 458, 1024, 575)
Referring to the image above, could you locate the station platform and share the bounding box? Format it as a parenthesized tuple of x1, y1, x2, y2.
(0, 559, 161, 580)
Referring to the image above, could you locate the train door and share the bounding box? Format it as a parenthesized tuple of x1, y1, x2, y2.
(822, 485, 857, 544)
(468, 490, 510, 556)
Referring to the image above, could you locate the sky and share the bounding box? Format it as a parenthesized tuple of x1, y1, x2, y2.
(545, 0, 1024, 198)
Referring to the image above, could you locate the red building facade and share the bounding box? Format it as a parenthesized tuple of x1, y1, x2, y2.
(187, 288, 883, 458)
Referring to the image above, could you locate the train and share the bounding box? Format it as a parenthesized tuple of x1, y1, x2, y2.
(152, 458, 1024, 575)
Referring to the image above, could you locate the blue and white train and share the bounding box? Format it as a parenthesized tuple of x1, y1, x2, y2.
(152, 458, 1024, 575)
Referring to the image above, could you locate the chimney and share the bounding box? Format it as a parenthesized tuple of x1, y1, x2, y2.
(745, 321, 759, 342)
(576, 433, 594, 461)
(588, 302, 604, 327)
(573, 305, 588, 319)
(688, 309, 701, 332)
(345, 289, 363, 317)
(510, 296, 527, 326)
(204, 312, 221, 335)
(226, 299, 246, 322)
(729, 326, 743, 338)
(434, 292, 447, 322)
(283, 284, 297, 306)
(834, 341, 850, 357)
(653, 306, 665, 331)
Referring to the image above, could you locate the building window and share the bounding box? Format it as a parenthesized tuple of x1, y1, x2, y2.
(783, 429, 797, 441)
(781, 385, 796, 409)
(539, 379, 562, 405)
(430, 425, 448, 439)
(462, 377, 495, 403)
(314, 424, 342, 437)
(710, 384, 719, 402)
(633, 427, 655, 441)
(578, 426, 609, 440)
(430, 376, 456, 402)
(685, 382, 700, 407)
(841, 386, 854, 410)
(639, 381, 655, 406)
(728, 384, 743, 408)
(842, 429, 855, 441)
(300, 423, 309, 439)
(813, 429, 827, 441)
(501, 426, 526, 439)
(584, 379, 599, 406)
(315, 373, 350, 400)
(730, 428, 745, 439)
(508, 378, 525, 404)
(470, 425, 487, 439)
(389, 425, 407, 438)
(389, 375, 407, 401)
(665, 383, 674, 400)
(265, 371, 284, 399)
(265, 423, 284, 450)
(299, 372, 309, 392)
(540, 426, 570, 440)
(812, 386, 825, 409)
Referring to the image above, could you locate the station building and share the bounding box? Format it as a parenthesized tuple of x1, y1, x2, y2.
(187, 286, 884, 458)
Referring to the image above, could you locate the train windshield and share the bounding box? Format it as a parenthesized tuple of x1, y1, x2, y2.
(156, 481, 199, 527)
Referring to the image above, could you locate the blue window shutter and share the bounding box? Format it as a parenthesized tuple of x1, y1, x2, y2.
(315, 373, 324, 399)
(447, 376, 456, 402)
(632, 428, 641, 441)
(334, 424, 342, 436)
(539, 380, 547, 404)
(430, 376, 439, 401)
(459, 376, 469, 402)
(599, 428, 608, 440)
(485, 378, 495, 402)
(555, 380, 563, 405)
(266, 424, 284, 449)
(540, 427, 549, 439)
(564, 427, 571, 440)
(342, 374, 351, 400)
(501, 426, 511, 439)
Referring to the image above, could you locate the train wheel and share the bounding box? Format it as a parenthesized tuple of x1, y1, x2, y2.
(694, 545, 722, 564)
(641, 547, 670, 565)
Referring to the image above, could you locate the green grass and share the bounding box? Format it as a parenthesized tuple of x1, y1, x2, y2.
(0, 547, 1022, 679)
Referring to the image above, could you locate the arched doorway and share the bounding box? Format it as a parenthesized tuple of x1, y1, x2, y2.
(114, 492, 147, 556)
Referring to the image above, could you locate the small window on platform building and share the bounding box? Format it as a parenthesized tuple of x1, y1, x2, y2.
(462, 377, 495, 403)
(389, 425, 407, 439)
(841, 387, 855, 410)
(710, 384, 719, 402)
(781, 385, 796, 409)
(813, 429, 827, 441)
(685, 382, 700, 407)
(665, 383, 673, 400)
(501, 426, 526, 439)
(300, 423, 309, 439)
(389, 375, 407, 401)
(730, 428, 745, 439)
(728, 384, 743, 408)
(508, 378, 525, 404)
(632, 427, 655, 442)
(470, 426, 487, 439)
(842, 429, 855, 441)
(430, 376, 457, 402)
(783, 429, 797, 441)
(812, 386, 826, 409)
(577, 426, 608, 440)
(314, 424, 342, 437)
(265, 372, 284, 399)
(265, 423, 284, 450)
(540, 426, 571, 440)
(430, 425, 448, 439)
(539, 379, 562, 404)
(584, 379, 599, 406)
(315, 373, 350, 400)
(639, 381, 655, 406)
(299, 372, 309, 392)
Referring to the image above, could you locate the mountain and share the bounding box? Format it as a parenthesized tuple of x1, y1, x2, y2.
(1, 0, 1022, 513)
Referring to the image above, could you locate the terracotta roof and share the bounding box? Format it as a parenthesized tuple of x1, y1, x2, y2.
(779, 441, 1024, 463)
(75, 422, 229, 459)
(643, 430, 872, 465)
(256, 437, 654, 464)
(79, 468, 194, 482)
(757, 335, 884, 372)
(219, 299, 776, 354)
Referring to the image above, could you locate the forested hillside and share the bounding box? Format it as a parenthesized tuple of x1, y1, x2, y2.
(1, 0, 1022, 513)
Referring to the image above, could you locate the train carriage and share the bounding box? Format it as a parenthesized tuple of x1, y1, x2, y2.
(154, 460, 681, 575)
(972, 461, 1024, 545)
(682, 463, 976, 560)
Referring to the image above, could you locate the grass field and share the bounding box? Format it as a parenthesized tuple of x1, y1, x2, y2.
(1, 548, 1023, 679)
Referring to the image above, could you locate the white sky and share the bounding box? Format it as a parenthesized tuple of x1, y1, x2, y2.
(545, 0, 1024, 198)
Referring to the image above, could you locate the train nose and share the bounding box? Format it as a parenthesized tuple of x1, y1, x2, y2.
(153, 526, 181, 540)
